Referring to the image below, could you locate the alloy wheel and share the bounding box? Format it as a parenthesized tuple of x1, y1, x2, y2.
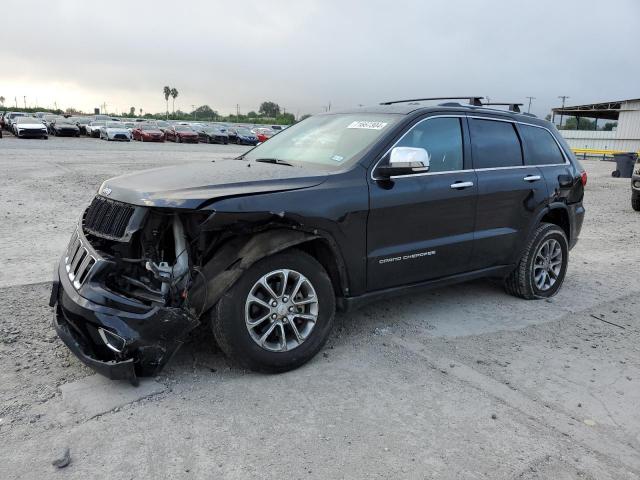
(533, 238, 563, 291)
(244, 269, 319, 352)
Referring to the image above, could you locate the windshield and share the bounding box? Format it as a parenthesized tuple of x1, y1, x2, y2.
(175, 125, 192, 132)
(236, 128, 253, 135)
(156, 120, 169, 127)
(90, 121, 106, 127)
(106, 122, 122, 128)
(243, 113, 400, 168)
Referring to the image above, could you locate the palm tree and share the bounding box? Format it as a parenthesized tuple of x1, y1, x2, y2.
(170, 88, 179, 115)
(0, 96, 5, 107)
(163, 86, 171, 119)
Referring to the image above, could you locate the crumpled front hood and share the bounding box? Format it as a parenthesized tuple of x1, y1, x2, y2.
(99, 159, 328, 209)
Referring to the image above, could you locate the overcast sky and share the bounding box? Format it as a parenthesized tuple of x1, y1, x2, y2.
(2, 0, 639, 118)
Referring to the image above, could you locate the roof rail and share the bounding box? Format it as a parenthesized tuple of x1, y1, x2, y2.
(380, 96, 484, 106)
(482, 102, 523, 113)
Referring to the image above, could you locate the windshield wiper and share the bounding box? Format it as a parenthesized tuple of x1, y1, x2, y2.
(254, 158, 293, 166)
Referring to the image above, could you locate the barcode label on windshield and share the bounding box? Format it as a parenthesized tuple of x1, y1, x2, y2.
(347, 121, 388, 130)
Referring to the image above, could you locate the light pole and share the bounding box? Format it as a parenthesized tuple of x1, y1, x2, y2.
(526, 96, 536, 113)
(558, 96, 569, 128)
(192, 105, 196, 120)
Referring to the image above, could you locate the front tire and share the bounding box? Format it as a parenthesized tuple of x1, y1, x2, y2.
(632, 192, 640, 211)
(212, 249, 335, 373)
(504, 223, 569, 300)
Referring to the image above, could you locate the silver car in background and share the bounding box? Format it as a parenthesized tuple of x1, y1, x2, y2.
(99, 121, 131, 141)
(86, 120, 107, 138)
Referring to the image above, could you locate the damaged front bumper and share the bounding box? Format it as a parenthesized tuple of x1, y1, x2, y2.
(50, 231, 199, 382)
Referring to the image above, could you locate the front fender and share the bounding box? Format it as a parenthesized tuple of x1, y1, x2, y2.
(188, 229, 321, 315)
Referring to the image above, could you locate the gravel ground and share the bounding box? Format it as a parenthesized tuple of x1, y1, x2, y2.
(0, 135, 639, 479)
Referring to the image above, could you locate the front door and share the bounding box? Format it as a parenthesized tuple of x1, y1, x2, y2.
(366, 116, 477, 291)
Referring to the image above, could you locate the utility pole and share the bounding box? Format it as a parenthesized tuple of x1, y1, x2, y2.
(23, 96, 27, 109)
(526, 96, 536, 113)
(192, 105, 196, 120)
(558, 96, 569, 128)
(236, 104, 240, 118)
(15, 97, 17, 108)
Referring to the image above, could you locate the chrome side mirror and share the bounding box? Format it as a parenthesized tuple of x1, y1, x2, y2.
(378, 147, 430, 178)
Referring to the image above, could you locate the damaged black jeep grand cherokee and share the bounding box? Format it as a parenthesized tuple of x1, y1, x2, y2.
(51, 97, 586, 382)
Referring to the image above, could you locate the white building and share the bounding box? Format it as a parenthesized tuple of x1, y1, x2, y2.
(553, 98, 640, 152)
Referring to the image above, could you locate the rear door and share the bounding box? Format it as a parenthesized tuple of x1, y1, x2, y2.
(366, 115, 477, 291)
(518, 122, 575, 200)
(469, 116, 548, 269)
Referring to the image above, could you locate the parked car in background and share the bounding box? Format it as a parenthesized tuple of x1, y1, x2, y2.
(132, 124, 165, 142)
(155, 120, 170, 132)
(197, 125, 229, 144)
(4, 112, 27, 130)
(253, 127, 275, 143)
(234, 127, 259, 145)
(270, 125, 284, 131)
(165, 124, 199, 143)
(13, 116, 48, 139)
(86, 121, 107, 138)
(225, 127, 238, 142)
(72, 117, 92, 135)
(100, 121, 131, 141)
(42, 114, 62, 133)
(51, 118, 80, 137)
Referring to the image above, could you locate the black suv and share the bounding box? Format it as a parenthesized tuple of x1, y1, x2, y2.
(51, 97, 586, 382)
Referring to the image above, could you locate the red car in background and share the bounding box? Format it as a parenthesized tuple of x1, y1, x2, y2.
(132, 124, 165, 142)
(165, 124, 199, 143)
(252, 127, 275, 143)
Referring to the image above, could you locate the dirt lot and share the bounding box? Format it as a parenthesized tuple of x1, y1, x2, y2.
(0, 135, 639, 479)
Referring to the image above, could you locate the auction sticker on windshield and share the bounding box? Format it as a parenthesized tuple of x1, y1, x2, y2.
(347, 121, 388, 130)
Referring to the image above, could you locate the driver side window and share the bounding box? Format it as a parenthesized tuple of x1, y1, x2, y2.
(396, 117, 464, 173)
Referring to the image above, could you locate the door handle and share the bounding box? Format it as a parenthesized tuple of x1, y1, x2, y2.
(450, 181, 474, 190)
(523, 175, 541, 182)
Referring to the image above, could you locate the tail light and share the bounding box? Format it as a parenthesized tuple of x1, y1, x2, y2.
(580, 171, 588, 186)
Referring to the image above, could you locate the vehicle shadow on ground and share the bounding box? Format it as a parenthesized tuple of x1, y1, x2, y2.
(167, 278, 507, 377)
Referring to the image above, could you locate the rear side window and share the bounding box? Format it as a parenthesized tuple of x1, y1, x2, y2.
(519, 124, 565, 165)
(396, 117, 464, 172)
(470, 119, 523, 169)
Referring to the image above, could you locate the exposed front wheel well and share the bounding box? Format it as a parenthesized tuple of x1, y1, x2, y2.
(540, 208, 570, 243)
(293, 239, 346, 298)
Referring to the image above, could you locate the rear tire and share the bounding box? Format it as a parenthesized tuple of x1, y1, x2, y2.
(632, 192, 640, 211)
(212, 249, 335, 373)
(504, 223, 569, 300)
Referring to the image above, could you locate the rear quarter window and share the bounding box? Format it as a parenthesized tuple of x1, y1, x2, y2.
(519, 124, 566, 166)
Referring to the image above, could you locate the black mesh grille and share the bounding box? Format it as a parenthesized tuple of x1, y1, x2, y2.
(83, 196, 135, 239)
